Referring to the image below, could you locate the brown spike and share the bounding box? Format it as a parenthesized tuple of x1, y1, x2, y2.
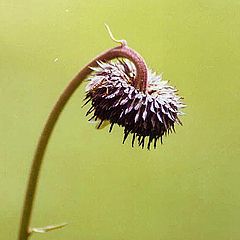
(132, 133, 136, 147)
(109, 122, 114, 132)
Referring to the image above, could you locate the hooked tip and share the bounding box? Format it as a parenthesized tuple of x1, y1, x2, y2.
(104, 23, 127, 47)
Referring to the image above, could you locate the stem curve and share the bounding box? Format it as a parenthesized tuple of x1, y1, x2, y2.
(18, 45, 148, 240)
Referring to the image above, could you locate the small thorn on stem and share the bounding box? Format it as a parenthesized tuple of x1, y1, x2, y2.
(104, 23, 127, 47)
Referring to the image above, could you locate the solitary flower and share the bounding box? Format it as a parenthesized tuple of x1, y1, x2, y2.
(84, 58, 185, 149)
(18, 25, 187, 240)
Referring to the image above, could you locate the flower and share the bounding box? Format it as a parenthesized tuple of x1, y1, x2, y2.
(84, 59, 185, 149)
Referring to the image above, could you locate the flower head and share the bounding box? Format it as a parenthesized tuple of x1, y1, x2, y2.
(84, 59, 185, 149)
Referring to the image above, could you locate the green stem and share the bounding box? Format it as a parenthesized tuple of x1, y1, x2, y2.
(18, 45, 147, 240)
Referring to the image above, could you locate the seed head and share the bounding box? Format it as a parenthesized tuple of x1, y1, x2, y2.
(84, 59, 185, 149)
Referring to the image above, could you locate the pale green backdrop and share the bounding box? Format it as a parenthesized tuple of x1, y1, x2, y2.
(1, 1, 240, 240)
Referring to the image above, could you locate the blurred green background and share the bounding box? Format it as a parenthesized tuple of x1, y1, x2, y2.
(1, 1, 240, 239)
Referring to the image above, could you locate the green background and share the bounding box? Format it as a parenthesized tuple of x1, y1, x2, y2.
(1, 1, 240, 239)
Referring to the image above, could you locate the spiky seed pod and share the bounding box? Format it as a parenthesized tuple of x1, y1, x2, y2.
(84, 59, 185, 149)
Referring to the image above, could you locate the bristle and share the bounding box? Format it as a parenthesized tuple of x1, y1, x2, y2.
(97, 120, 104, 129)
(132, 133, 136, 147)
(123, 129, 130, 144)
(109, 122, 114, 133)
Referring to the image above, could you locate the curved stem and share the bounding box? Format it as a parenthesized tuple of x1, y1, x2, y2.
(18, 45, 148, 240)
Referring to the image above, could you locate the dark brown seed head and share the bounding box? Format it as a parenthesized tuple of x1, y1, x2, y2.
(84, 59, 185, 149)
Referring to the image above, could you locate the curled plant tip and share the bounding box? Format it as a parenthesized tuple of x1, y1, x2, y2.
(84, 59, 185, 150)
(104, 23, 127, 47)
(30, 222, 68, 234)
